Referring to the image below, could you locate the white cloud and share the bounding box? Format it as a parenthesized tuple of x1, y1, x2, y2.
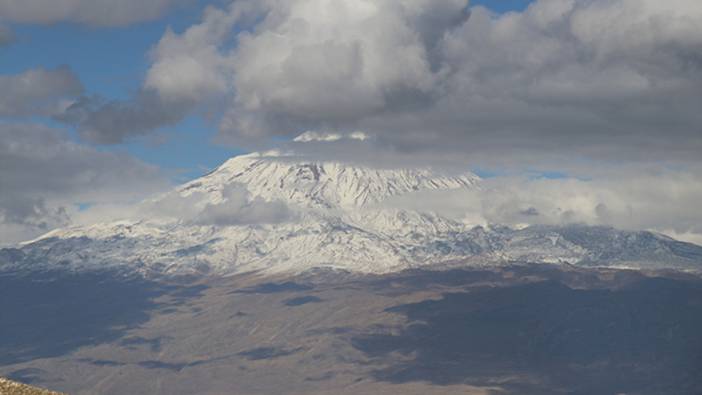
(293, 130, 369, 143)
(143, 0, 469, 140)
(225, 0, 449, 130)
(53, 4, 240, 145)
(144, 4, 239, 101)
(0, 122, 169, 245)
(139, 184, 293, 226)
(382, 169, 702, 244)
(139, 0, 702, 167)
(196, 188, 292, 226)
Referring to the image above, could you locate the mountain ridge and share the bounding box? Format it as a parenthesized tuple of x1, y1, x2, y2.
(1, 151, 701, 277)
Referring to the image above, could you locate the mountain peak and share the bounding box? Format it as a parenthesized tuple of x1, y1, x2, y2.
(180, 151, 480, 209)
(2, 152, 701, 278)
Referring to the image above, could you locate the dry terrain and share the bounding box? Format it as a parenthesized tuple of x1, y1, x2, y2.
(1, 265, 701, 394)
(0, 378, 64, 395)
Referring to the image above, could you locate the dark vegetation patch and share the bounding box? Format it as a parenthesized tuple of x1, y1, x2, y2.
(233, 282, 312, 294)
(119, 336, 164, 352)
(352, 274, 702, 395)
(76, 358, 125, 367)
(362, 268, 512, 296)
(137, 355, 237, 372)
(305, 372, 335, 382)
(6, 368, 47, 385)
(238, 347, 303, 361)
(137, 360, 189, 371)
(168, 284, 209, 302)
(361, 265, 653, 296)
(306, 327, 353, 336)
(0, 271, 204, 367)
(283, 296, 323, 306)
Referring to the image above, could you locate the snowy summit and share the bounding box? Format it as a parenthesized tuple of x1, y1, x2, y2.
(2, 149, 701, 278)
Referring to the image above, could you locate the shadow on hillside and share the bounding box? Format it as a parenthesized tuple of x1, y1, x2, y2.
(0, 271, 201, 366)
(353, 275, 702, 395)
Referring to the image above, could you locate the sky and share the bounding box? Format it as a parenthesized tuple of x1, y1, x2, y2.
(1, 0, 702, 245)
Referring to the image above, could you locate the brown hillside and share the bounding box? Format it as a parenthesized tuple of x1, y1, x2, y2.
(0, 378, 65, 395)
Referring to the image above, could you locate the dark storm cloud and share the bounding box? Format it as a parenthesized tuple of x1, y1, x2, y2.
(0, 66, 83, 117)
(352, 0, 702, 166)
(57, 91, 192, 144)
(0, 24, 13, 45)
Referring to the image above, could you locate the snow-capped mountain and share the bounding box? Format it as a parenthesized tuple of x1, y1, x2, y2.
(1, 150, 701, 277)
(178, 150, 480, 209)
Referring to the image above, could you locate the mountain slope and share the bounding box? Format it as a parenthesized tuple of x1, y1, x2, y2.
(176, 150, 480, 209)
(0, 378, 65, 395)
(1, 151, 701, 277)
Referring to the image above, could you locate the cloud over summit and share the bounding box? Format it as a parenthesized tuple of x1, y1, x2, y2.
(136, 0, 702, 166)
(23, 0, 699, 165)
